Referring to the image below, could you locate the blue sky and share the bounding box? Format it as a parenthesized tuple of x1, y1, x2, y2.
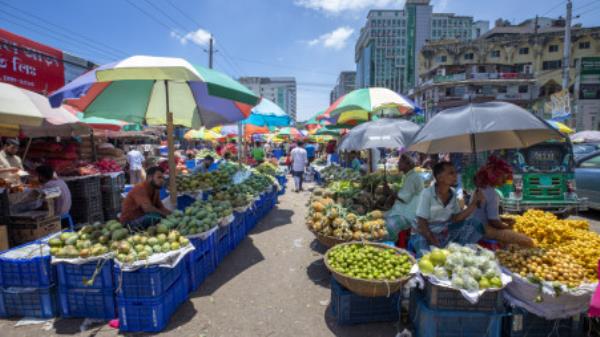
(1, 0, 599, 121)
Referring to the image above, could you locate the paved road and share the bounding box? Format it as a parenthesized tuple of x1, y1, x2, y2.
(1, 181, 598, 337)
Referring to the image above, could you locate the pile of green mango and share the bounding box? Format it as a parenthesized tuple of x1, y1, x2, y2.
(48, 221, 125, 259)
(112, 229, 189, 264)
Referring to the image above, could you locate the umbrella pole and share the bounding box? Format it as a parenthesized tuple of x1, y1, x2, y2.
(165, 80, 177, 207)
(237, 122, 243, 164)
(90, 129, 97, 162)
(22, 137, 32, 161)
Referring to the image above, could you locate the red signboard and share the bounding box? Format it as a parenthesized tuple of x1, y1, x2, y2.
(0, 28, 65, 94)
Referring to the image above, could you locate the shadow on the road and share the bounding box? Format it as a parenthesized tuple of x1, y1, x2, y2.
(323, 305, 399, 337)
(191, 236, 265, 297)
(306, 258, 330, 288)
(309, 238, 328, 254)
(53, 317, 110, 336)
(249, 208, 294, 235)
(579, 210, 600, 221)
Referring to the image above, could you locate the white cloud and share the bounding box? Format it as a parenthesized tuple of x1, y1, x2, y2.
(295, 0, 397, 14)
(171, 28, 211, 47)
(307, 27, 354, 50)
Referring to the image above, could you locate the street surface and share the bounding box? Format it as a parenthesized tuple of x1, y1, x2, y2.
(0, 179, 599, 337)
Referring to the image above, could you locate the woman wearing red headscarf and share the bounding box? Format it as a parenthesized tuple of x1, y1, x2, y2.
(471, 156, 534, 247)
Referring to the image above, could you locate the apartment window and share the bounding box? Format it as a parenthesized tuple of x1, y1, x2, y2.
(543, 60, 562, 70)
(579, 41, 591, 49)
(549, 45, 559, 52)
(490, 50, 500, 58)
(497, 86, 507, 93)
(464, 53, 474, 60)
(519, 47, 529, 55)
(518, 85, 529, 93)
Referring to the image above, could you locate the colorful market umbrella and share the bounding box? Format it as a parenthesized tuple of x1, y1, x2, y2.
(243, 98, 290, 128)
(184, 127, 221, 141)
(319, 87, 418, 126)
(0, 83, 88, 137)
(274, 127, 304, 140)
(315, 125, 344, 137)
(339, 118, 420, 151)
(546, 120, 574, 134)
(48, 55, 260, 203)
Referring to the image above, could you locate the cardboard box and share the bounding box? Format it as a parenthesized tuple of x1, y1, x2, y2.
(8, 215, 60, 247)
(0, 225, 8, 251)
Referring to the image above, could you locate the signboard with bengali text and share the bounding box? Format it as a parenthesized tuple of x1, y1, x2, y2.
(0, 28, 65, 94)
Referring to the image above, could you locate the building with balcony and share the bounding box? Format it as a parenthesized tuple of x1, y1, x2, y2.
(354, 0, 488, 95)
(415, 18, 600, 130)
(330, 71, 356, 104)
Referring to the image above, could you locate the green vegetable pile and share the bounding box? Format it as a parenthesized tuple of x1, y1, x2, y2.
(327, 244, 413, 281)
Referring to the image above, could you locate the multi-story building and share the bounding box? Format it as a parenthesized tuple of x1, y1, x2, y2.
(414, 18, 600, 130)
(239, 76, 297, 122)
(355, 0, 488, 94)
(330, 71, 356, 104)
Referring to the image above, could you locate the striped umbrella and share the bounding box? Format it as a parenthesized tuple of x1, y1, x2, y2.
(319, 87, 418, 126)
(48, 55, 260, 202)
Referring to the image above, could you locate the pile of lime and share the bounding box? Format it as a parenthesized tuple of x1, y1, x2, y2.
(326, 244, 413, 281)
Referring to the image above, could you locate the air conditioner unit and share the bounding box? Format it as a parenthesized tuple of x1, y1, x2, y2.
(523, 64, 533, 74)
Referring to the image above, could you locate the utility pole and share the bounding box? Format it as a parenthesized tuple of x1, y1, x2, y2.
(562, 1, 572, 96)
(208, 35, 214, 69)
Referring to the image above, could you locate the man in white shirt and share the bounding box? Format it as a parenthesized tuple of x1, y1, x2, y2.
(126, 147, 145, 185)
(290, 141, 308, 192)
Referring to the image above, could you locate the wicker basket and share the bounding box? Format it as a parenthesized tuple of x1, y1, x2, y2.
(313, 231, 348, 248)
(324, 242, 416, 297)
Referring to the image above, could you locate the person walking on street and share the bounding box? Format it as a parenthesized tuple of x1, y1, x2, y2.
(126, 146, 145, 185)
(290, 141, 308, 192)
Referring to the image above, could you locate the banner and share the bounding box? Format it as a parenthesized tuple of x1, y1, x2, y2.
(0, 28, 65, 94)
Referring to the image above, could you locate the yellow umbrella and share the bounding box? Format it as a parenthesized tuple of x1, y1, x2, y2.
(546, 120, 574, 134)
(184, 127, 221, 141)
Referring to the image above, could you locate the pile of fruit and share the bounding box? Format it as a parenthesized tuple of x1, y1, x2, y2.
(418, 243, 503, 291)
(508, 209, 600, 282)
(307, 194, 388, 241)
(158, 199, 233, 236)
(496, 246, 589, 288)
(48, 220, 190, 263)
(320, 165, 361, 183)
(326, 243, 413, 281)
(176, 173, 213, 192)
(256, 162, 278, 177)
(213, 185, 255, 209)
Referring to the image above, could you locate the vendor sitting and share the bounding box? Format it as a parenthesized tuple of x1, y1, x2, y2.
(0, 138, 24, 182)
(194, 155, 217, 174)
(385, 154, 424, 241)
(35, 165, 72, 218)
(410, 161, 485, 257)
(471, 156, 534, 248)
(120, 166, 171, 228)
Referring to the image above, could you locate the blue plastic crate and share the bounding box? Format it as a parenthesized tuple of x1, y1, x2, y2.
(231, 215, 246, 249)
(502, 306, 584, 337)
(189, 230, 216, 261)
(117, 273, 188, 332)
(57, 259, 114, 289)
(423, 278, 503, 312)
(114, 259, 185, 298)
(214, 225, 231, 267)
(186, 246, 215, 293)
(0, 285, 58, 318)
(330, 278, 400, 325)
(0, 242, 55, 288)
(58, 287, 116, 319)
(412, 295, 502, 337)
(176, 195, 196, 211)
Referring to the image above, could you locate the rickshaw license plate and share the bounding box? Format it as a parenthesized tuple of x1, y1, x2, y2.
(539, 176, 552, 186)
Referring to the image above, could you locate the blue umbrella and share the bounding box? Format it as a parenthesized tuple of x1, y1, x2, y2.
(242, 98, 290, 127)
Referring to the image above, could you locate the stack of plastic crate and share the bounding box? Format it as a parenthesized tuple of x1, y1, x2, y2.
(410, 279, 504, 337)
(330, 278, 400, 325)
(502, 306, 584, 337)
(56, 259, 116, 319)
(66, 176, 104, 225)
(186, 229, 216, 292)
(0, 241, 58, 318)
(114, 259, 189, 332)
(100, 173, 125, 221)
